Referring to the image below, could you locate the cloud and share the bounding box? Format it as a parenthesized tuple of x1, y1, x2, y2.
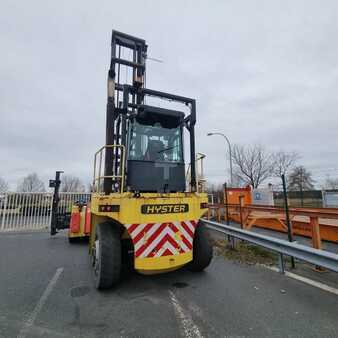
(1, 0, 338, 189)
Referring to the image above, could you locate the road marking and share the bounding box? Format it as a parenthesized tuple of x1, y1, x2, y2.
(261, 264, 338, 296)
(18, 267, 64, 338)
(169, 290, 203, 338)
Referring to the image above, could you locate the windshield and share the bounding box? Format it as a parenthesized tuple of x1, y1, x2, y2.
(128, 121, 183, 163)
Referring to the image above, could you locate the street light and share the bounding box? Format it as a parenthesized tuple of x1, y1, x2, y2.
(207, 132, 233, 186)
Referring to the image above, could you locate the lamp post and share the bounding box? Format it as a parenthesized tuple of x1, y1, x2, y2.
(207, 132, 233, 186)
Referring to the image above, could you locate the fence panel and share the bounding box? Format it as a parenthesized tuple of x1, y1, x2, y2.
(0, 192, 91, 232)
(252, 188, 274, 206)
(0, 193, 53, 232)
(322, 191, 338, 208)
(58, 193, 91, 215)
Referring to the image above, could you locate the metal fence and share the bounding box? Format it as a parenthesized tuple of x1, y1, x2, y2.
(273, 190, 323, 208)
(0, 193, 53, 232)
(0, 192, 91, 232)
(322, 190, 338, 208)
(203, 218, 338, 273)
(57, 192, 91, 215)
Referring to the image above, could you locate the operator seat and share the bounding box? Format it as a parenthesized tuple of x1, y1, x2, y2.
(144, 140, 165, 161)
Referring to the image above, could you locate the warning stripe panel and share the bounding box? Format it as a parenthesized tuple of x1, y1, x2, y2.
(135, 223, 168, 257)
(180, 221, 194, 238)
(127, 223, 140, 235)
(126, 220, 198, 258)
(170, 222, 192, 251)
(149, 233, 179, 257)
(132, 223, 155, 245)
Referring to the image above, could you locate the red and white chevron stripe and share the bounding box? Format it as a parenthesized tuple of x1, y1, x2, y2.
(126, 220, 197, 258)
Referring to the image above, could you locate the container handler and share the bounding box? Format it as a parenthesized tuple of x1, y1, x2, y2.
(52, 30, 212, 289)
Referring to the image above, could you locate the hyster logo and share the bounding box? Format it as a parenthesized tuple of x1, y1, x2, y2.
(141, 204, 189, 214)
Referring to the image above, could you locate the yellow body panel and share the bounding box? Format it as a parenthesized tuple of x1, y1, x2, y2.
(89, 192, 208, 274)
(90, 192, 207, 224)
(135, 251, 192, 273)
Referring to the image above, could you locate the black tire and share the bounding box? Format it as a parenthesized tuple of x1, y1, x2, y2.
(68, 236, 89, 244)
(92, 222, 121, 289)
(187, 223, 213, 272)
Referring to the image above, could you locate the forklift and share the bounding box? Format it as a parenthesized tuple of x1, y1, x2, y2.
(52, 30, 212, 289)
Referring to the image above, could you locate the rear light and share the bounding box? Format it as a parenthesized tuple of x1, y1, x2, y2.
(98, 205, 120, 212)
(200, 202, 208, 209)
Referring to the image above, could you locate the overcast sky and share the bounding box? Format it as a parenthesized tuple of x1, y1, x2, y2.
(1, 0, 338, 190)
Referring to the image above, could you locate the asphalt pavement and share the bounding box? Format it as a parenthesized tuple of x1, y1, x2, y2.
(0, 231, 337, 337)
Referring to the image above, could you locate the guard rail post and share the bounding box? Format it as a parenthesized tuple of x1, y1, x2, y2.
(278, 253, 285, 274)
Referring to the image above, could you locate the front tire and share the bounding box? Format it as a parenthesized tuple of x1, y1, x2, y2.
(187, 223, 213, 272)
(92, 222, 121, 289)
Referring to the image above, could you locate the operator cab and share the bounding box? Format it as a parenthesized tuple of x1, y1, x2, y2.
(127, 105, 186, 193)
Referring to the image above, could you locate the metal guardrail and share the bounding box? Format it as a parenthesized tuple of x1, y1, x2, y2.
(202, 218, 338, 273)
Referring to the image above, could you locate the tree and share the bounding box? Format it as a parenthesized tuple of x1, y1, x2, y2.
(0, 177, 9, 193)
(17, 173, 45, 192)
(272, 151, 300, 178)
(288, 166, 315, 191)
(60, 175, 85, 192)
(231, 144, 274, 188)
(287, 166, 315, 207)
(324, 176, 338, 190)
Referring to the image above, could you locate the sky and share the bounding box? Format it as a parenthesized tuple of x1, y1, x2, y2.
(1, 0, 338, 190)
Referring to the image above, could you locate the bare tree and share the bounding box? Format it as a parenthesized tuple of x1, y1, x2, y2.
(272, 151, 300, 178)
(231, 144, 274, 188)
(0, 177, 9, 193)
(17, 173, 45, 192)
(324, 176, 338, 190)
(60, 175, 85, 192)
(288, 166, 315, 191)
(288, 165, 315, 207)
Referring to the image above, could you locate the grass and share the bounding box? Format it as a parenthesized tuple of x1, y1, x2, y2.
(212, 238, 278, 266)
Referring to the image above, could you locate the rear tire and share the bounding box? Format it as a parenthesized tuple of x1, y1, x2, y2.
(187, 223, 213, 272)
(92, 222, 121, 289)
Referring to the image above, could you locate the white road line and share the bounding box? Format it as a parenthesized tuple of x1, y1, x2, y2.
(169, 290, 203, 338)
(18, 267, 64, 338)
(261, 264, 338, 296)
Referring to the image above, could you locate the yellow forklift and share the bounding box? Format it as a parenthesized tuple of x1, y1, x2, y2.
(51, 30, 212, 289)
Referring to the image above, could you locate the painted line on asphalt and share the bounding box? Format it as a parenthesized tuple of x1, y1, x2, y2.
(18, 267, 64, 338)
(261, 264, 338, 296)
(169, 290, 203, 338)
